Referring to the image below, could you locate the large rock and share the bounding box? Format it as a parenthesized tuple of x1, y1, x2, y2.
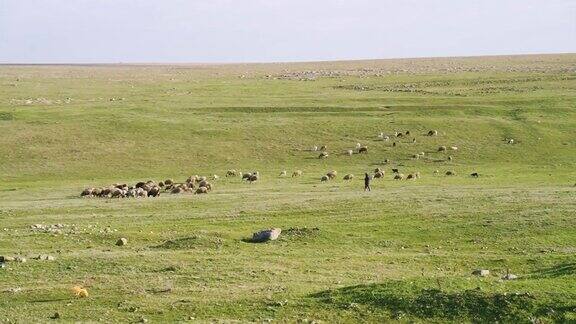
(116, 238, 128, 246)
(251, 228, 282, 243)
(472, 269, 490, 277)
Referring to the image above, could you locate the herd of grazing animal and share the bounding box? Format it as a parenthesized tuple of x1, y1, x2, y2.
(80, 128, 489, 198)
(81, 176, 214, 198)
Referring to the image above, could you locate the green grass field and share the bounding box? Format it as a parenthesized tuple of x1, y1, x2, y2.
(0, 54, 575, 323)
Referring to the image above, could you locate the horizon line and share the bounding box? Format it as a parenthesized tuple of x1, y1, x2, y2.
(0, 52, 574, 67)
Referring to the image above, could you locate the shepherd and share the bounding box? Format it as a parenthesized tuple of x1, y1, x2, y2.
(364, 173, 371, 192)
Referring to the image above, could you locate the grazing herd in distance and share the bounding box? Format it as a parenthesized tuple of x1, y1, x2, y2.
(80, 129, 490, 198)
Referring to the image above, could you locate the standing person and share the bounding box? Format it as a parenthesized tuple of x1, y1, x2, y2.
(364, 173, 371, 191)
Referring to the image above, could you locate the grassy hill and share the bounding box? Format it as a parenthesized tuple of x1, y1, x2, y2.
(0, 54, 575, 322)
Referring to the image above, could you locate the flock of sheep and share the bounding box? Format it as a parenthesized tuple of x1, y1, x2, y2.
(81, 176, 215, 198)
(80, 128, 475, 198)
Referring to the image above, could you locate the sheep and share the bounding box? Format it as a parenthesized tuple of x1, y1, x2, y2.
(358, 146, 368, 154)
(158, 181, 165, 187)
(319, 152, 329, 159)
(396, 133, 403, 138)
(412, 154, 420, 159)
(311, 145, 318, 151)
(195, 186, 208, 194)
(148, 186, 161, 197)
(211, 175, 219, 181)
(471, 172, 479, 178)
(171, 187, 184, 194)
(320, 145, 328, 151)
(407, 173, 416, 180)
(126, 188, 136, 198)
(392, 142, 396, 147)
(164, 179, 174, 186)
(394, 173, 405, 180)
(450, 146, 458, 151)
(378, 132, 384, 139)
(343, 174, 354, 180)
(374, 171, 385, 178)
(242, 173, 252, 180)
(292, 170, 303, 177)
(412, 138, 416, 143)
(136, 187, 148, 198)
(81, 188, 93, 197)
(92, 188, 102, 197)
(226, 170, 238, 177)
(433, 170, 439, 174)
(248, 174, 259, 183)
(446, 170, 455, 176)
(135, 181, 146, 188)
(438, 146, 447, 152)
(448, 156, 453, 161)
(383, 159, 390, 164)
(507, 139, 514, 144)
(186, 176, 197, 184)
(356, 143, 361, 149)
(100, 187, 112, 197)
(405, 130, 410, 135)
(374, 167, 383, 173)
(428, 130, 438, 136)
(392, 168, 399, 173)
(197, 176, 207, 183)
(320, 175, 329, 182)
(415, 172, 421, 179)
(346, 149, 353, 156)
(279, 170, 287, 177)
(110, 188, 123, 198)
(199, 180, 210, 188)
(326, 170, 338, 179)
(419, 152, 425, 156)
(382, 135, 390, 141)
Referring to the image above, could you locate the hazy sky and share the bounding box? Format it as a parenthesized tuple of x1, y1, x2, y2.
(1, 0, 574, 63)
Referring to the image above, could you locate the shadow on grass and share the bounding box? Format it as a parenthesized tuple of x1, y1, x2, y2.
(530, 262, 576, 279)
(311, 281, 575, 322)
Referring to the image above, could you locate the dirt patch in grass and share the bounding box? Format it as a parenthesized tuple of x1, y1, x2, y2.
(152, 234, 224, 250)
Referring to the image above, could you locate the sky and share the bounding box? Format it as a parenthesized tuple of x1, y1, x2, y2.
(0, 0, 575, 63)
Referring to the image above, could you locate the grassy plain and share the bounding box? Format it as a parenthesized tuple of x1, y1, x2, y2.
(0, 54, 575, 322)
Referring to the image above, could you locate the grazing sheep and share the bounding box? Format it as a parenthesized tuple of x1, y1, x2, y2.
(292, 170, 303, 177)
(158, 181, 165, 187)
(374, 167, 383, 173)
(383, 159, 390, 164)
(392, 168, 399, 173)
(211, 175, 219, 181)
(434, 170, 439, 174)
(148, 186, 161, 197)
(135, 182, 146, 188)
(392, 142, 396, 147)
(446, 170, 455, 176)
(126, 188, 136, 198)
(136, 187, 148, 198)
(438, 146, 447, 152)
(356, 143, 361, 149)
(226, 170, 238, 177)
(320, 145, 327, 151)
(507, 139, 514, 144)
(186, 176, 197, 184)
(100, 187, 112, 198)
(92, 188, 102, 197)
(471, 172, 479, 177)
(358, 146, 368, 154)
(450, 146, 458, 151)
(199, 180, 209, 188)
(343, 174, 354, 180)
(110, 188, 123, 198)
(374, 171, 385, 178)
(396, 133, 403, 138)
(394, 173, 405, 180)
(81, 188, 93, 197)
(164, 179, 174, 186)
(171, 187, 184, 194)
(346, 149, 353, 156)
(448, 156, 453, 161)
(407, 173, 415, 180)
(378, 132, 384, 138)
(320, 175, 329, 182)
(412, 154, 420, 159)
(428, 130, 438, 136)
(412, 138, 416, 143)
(419, 152, 425, 156)
(326, 170, 338, 179)
(382, 135, 390, 141)
(195, 186, 208, 194)
(319, 152, 329, 159)
(242, 173, 251, 180)
(197, 176, 207, 183)
(414, 172, 421, 179)
(248, 174, 259, 183)
(279, 170, 287, 177)
(405, 130, 410, 135)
